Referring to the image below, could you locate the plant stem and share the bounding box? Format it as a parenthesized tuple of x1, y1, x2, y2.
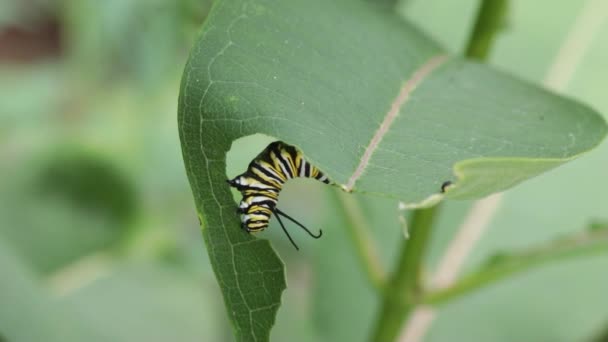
(369, 1, 509, 340)
(369, 205, 440, 342)
(465, 0, 508, 60)
(334, 190, 387, 291)
(423, 225, 608, 305)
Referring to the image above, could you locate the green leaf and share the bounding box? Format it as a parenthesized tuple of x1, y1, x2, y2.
(424, 224, 608, 305)
(0, 150, 135, 274)
(178, 0, 607, 340)
(0, 238, 107, 342)
(61, 263, 227, 342)
(403, 1, 608, 340)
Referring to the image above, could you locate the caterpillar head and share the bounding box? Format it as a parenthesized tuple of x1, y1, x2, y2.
(226, 175, 246, 189)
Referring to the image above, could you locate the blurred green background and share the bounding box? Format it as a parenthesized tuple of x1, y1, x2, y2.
(1, 0, 607, 341)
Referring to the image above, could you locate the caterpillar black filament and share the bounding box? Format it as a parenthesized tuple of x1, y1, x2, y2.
(227, 141, 331, 249)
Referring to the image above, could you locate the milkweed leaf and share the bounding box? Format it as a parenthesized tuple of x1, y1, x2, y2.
(178, 0, 607, 340)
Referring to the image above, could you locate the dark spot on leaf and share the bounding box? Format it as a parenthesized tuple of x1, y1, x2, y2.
(441, 180, 453, 193)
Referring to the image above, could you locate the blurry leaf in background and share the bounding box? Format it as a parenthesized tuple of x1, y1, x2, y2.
(0, 238, 107, 342)
(37, 150, 137, 226)
(61, 0, 211, 87)
(1, 0, 228, 341)
(0, 0, 20, 26)
(0, 148, 137, 274)
(60, 262, 227, 342)
(0, 234, 229, 342)
(312, 190, 402, 341)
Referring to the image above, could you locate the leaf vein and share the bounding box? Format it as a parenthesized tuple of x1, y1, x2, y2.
(344, 54, 449, 191)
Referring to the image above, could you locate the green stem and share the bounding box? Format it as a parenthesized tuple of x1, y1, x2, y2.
(369, 206, 440, 342)
(465, 0, 508, 60)
(334, 190, 387, 291)
(369, 1, 509, 340)
(423, 225, 608, 305)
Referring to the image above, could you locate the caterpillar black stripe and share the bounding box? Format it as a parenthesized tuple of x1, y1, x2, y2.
(227, 141, 331, 249)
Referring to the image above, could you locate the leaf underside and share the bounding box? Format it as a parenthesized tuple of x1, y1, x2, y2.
(178, 0, 607, 340)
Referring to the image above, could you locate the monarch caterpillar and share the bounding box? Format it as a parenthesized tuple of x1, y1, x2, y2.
(227, 141, 331, 250)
